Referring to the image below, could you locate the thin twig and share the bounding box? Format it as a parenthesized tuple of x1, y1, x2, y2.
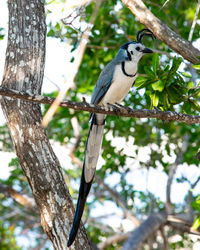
(44, 75, 60, 90)
(185, 176, 200, 223)
(166, 134, 189, 213)
(160, 0, 171, 10)
(188, 0, 200, 42)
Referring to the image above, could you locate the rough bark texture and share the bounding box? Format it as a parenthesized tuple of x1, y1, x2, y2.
(122, 212, 167, 250)
(122, 0, 200, 64)
(1, 1, 90, 249)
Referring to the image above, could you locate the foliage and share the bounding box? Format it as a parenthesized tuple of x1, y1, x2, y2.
(192, 195, 200, 230)
(0, 124, 13, 151)
(0, 221, 22, 250)
(0, 158, 42, 248)
(1, 0, 200, 249)
(0, 27, 5, 40)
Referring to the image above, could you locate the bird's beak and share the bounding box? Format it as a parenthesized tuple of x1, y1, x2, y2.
(142, 47, 153, 53)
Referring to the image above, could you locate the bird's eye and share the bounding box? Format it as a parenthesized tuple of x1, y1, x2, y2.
(130, 51, 133, 55)
(136, 46, 140, 51)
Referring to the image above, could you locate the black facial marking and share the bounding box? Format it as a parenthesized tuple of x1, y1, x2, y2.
(121, 62, 137, 78)
(127, 51, 132, 61)
(136, 46, 140, 51)
(121, 41, 136, 50)
(130, 51, 133, 55)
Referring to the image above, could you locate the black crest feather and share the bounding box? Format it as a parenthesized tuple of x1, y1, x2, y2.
(136, 29, 155, 43)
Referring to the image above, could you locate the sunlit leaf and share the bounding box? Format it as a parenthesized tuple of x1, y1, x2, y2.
(150, 92, 159, 107)
(193, 64, 200, 70)
(192, 216, 200, 230)
(187, 81, 193, 88)
(152, 80, 164, 92)
(134, 76, 147, 88)
(181, 72, 192, 78)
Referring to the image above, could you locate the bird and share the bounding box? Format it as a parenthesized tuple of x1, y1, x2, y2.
(67, 28, 154, 247)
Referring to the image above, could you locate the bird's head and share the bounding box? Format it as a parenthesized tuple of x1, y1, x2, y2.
(118, 29, 155, 63)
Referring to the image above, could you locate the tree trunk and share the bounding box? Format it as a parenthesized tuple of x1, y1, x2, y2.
(1, 1, 91, 249)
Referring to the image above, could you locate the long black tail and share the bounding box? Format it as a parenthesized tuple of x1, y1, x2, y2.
(67, 166, 93, 247)
(67, 113, 105, 247)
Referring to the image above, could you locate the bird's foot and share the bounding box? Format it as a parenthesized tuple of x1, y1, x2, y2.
(115, 103, 133, 112)
(107, 103, 121, 112)
(153, 106, 161, 111)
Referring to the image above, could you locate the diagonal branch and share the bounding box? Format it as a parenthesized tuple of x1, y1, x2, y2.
(167, 214, 200, 236)
(0, 183, 36, 209)
(1, 86, 200, 124)
(166, 135, 189, 212)
(122, 0, 200, 64)
(122, 212, 168, 250)
(188, 0, 200, 42)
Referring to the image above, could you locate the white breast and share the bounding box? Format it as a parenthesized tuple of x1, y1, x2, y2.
(100, 62, 137, 105)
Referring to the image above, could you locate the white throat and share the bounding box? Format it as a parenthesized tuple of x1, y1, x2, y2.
(124, 60, 138, 75)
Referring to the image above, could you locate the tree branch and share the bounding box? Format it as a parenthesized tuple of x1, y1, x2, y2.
(166, 135, 189, 212)
(167, 214, 200, 236)
(159, 226, 170, 250)
(97, 232, 131, 249)
(122, 212, 168, 250)
(1, 86, 200, 124)
(0, 183, 36, 210)
(122, 0, 200, 64)
(188, 0, 200, 42)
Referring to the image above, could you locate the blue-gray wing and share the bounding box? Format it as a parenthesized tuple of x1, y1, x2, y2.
(91, 61, 115, 104)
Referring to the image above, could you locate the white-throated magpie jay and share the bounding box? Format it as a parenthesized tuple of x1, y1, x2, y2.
(67, 29, 154, 247)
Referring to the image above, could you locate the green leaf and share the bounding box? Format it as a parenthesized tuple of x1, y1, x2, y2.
(169, 57, 182, 77)
(134, 76, 147, 88)
(47, 29, 55, 37)
(152, 80, 164, 92)
(181, 72, 192, 78)
(193, 64, 200, 70)
(189, 99, 200, 112)
(152, 54, 159, 74)
(150, 92, 159, 107)
(192, 216, 200, 230)
(187, 81, 194, 88)
(167, 86, 182, 104)
(144, 66, 155, 78)
(163, 65, 170, 72)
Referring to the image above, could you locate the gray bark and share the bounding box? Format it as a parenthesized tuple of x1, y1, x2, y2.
(0, 1, 90, 249)
(122, 212, 167, 250)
